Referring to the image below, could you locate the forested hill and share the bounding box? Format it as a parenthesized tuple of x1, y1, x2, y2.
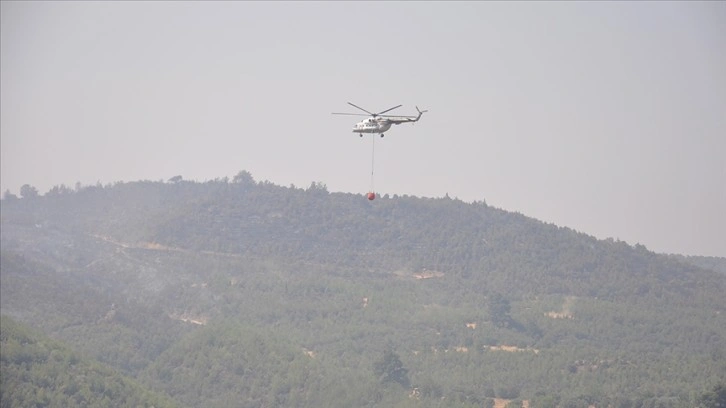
(0, 315, 177, 407)
(3, 175, 723, 302)
(2, 173, 725, 407)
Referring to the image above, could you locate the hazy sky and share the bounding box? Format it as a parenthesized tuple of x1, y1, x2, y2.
(2, 1, 725, 257)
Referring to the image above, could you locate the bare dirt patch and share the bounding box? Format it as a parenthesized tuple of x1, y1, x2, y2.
(546, 295, 575, 319)
(486, 345, 539, 354)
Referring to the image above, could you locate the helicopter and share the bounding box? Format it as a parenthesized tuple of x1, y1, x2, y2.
(332, 102, 427, 137)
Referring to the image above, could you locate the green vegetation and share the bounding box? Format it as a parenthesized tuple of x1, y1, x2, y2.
(1, 173, 725, 407)
(0, 315, 177, 407)
(697, 383, 726, 408)
(374, 348, 410, 387)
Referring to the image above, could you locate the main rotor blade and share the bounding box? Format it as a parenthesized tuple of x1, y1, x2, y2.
(347, 102, 373, 115)
(331, 112, 370, 116)
(377, 104, 403, 115)
(378, 114, 417, 118)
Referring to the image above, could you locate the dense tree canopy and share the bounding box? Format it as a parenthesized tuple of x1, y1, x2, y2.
(697, 383, 726, 408)
(1, 316, 177, 408)
(374, 349, 410, 387)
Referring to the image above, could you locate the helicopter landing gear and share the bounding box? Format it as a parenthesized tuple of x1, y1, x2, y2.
(359, 133, 363, 137)
(380, 134, 385, 138)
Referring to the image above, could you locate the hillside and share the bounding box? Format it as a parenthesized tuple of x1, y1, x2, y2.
(0, 315, 177, 408)
(1, 174, 725, 407)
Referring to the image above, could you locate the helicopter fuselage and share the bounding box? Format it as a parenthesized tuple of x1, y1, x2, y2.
(352, 118, 392, 134)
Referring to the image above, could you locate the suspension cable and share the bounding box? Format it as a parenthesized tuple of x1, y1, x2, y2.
(370, 134, 375, 192)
